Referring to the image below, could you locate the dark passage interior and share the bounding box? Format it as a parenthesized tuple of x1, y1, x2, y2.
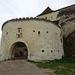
(12, 42, 28, 59)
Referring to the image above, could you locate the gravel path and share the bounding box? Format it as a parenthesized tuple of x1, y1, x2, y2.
(0, 59, 55, 75)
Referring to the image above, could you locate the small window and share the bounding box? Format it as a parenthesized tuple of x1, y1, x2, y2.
(58, 50, 59, 52)
(47, 31, 48, 33)
(56, 33, 57, 35)
(16, 33, 22, 38)
(18, 29, 20, 33)
(18, 34, 20, 38)
(18, 28, 21, 29)
(51, 50, 53, 53)
(6, 32, 8, 35)
(42, 50, 44, 52)
(38, 31, 40, 34)
(33, 30, 35, 32)
(16, 28, 22, 38)
(45, 17, 47, 19)
(17, 28, 22, 33)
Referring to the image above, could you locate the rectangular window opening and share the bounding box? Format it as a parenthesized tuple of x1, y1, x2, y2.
(38, 31, 40, 34)
(17, 28, 22, 33)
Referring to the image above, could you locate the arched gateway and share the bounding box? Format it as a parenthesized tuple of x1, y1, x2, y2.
(10, 42, 28, 59)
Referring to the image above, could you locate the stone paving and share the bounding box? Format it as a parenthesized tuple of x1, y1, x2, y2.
(0, 59, 55, 75)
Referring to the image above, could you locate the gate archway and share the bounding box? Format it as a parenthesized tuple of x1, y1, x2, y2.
(11, 42, 28, 59)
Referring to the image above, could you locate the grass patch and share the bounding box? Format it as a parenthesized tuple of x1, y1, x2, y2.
(28, 57, 75, 75)
(0, 59, 10, 63)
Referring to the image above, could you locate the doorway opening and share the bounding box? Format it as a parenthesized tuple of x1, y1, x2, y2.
(11, 42, 28, 59)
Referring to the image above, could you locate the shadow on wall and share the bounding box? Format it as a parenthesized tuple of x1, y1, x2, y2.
(63, 31, 75, 60)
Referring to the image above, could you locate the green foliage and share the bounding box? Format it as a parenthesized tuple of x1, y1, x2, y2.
(0, 58, 10, 63)
(28, 58, 75, 75)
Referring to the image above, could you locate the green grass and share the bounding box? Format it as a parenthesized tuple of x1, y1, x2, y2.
(28, 57, 75, 75)
(0, 58, 10, 63)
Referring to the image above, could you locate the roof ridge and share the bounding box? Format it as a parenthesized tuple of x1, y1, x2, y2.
(37, 4, 75, 17)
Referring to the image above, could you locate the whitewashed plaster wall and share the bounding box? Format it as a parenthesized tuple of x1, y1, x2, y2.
(37, 11, 59, 21)
(0, 19, 64, 61)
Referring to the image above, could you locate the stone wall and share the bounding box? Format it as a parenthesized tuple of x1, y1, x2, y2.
(0, 18, 64, 61)
(63, 31, 75, 60)
(57, 5, 75, 37)
(37, 11, 59, 21)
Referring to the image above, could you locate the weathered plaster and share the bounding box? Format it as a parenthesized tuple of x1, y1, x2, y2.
(1, 19, 64, 61)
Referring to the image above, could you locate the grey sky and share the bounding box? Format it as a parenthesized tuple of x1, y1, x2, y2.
(0, 0, 75, 40)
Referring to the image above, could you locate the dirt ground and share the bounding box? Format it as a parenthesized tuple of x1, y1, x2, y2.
(0, 59, 55, 75)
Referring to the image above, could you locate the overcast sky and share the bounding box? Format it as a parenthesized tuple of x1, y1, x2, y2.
(0, 0, 75, 41)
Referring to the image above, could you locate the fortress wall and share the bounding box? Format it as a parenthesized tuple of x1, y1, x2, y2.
(1, 19, 63, 61)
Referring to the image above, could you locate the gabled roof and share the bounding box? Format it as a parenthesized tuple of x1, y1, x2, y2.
(37, 4, 75, 17)
(37, 7, 54, 17)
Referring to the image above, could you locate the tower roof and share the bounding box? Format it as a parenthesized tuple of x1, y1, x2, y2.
(37, 7, 54, 16)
